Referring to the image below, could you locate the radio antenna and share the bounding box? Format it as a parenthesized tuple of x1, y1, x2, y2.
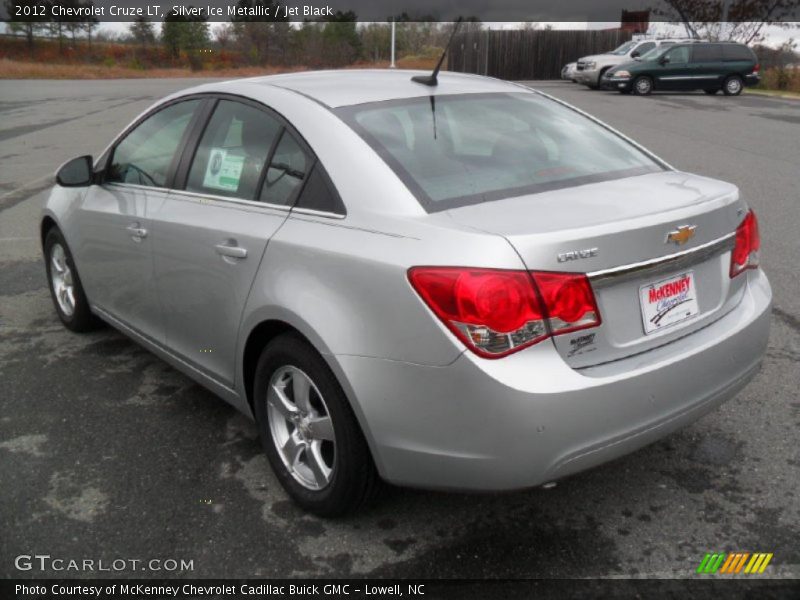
(411, 18, 464, 87)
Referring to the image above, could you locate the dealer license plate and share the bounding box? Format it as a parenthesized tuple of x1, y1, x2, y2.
(639, 271, 700, 335)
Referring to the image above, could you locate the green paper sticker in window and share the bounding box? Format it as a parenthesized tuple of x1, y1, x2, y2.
(203, 149, 245, 192)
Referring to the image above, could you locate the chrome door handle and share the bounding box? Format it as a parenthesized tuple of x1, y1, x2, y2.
(214, 243, 247, 259)
(126, 224, 148, 239)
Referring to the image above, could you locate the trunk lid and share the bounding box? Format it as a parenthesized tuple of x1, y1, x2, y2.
(443, 171, 749, 367)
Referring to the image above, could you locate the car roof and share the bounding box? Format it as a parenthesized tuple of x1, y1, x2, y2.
(212, 69, 527, 109)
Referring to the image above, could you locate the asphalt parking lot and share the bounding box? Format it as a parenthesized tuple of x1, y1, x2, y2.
(1, 79, 799, 580)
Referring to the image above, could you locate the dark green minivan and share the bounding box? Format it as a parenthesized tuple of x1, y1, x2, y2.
(601, 42, 760, 96)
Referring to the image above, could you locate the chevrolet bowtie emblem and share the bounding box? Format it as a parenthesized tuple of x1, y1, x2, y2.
(666, 225, 697, 245)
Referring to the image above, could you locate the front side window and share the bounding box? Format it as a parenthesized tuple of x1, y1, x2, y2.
(634, 42, 655, 56)
(186, 100, 282, 201)
(338, 93, 662, 211)
(107, 100, 200, 188)
(665, 46, 690, 64)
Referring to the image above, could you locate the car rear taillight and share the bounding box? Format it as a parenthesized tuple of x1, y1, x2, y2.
(753, 63, 760, 74)
(730, 209, 760, 278)
(408, 267, 600, 358)
(533, 272, 602, 335)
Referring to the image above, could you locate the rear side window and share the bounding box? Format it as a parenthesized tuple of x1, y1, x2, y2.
(294, 164, 346, 215)
(259, 131, 309, 206)
(691, 44, 723, 62)
(107, 100, 200, 188)
(723, 44, 755, 61)
(338, 93, 662, 212)
(186, 100, 282, 201)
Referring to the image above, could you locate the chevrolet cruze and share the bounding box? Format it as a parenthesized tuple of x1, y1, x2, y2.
(42, 70, 771, 516)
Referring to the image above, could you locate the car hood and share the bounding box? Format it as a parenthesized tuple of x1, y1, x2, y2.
(580, 53, 626, 63)
(607, 60, 641, 74)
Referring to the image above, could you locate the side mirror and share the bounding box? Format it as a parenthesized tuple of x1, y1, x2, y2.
(659, 56, 670, 65)
(631, 50, 640, 58)
(56, 155, 94, 187)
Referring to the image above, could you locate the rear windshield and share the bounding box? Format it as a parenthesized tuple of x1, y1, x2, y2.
(337, 92, 663, 212)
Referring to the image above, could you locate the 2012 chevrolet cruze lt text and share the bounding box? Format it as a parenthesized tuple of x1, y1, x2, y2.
(42, 71, 771, 516)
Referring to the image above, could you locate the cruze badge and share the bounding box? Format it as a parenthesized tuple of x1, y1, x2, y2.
(557, 247, 599, 263)
(666, 225, 696, 245)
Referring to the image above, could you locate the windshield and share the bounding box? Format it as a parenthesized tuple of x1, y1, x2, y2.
(610, 41, 637, 55)
(337, 93, 663, 212)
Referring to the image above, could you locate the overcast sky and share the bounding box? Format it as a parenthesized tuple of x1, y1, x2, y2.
(91, 20, 798, 47)
(2, 20, 796, 48)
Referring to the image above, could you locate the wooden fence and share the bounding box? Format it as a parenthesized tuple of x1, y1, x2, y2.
(448, 29, 634, 80)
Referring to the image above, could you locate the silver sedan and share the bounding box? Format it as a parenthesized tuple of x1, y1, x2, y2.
(42, 70, 771, 516)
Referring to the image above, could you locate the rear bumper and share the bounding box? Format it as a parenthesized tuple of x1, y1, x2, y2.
(334, 270, 771, 491)
(744, 73, 760, 87)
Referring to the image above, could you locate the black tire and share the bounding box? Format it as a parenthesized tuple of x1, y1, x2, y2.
(253, 333, 382, 517)
(723, 75, 743, 96)
(633, 76, 653, 96)
(704, 88, 719, 95)
(43, 227, 101, 332)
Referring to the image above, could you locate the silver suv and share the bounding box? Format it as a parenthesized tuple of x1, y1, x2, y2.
(575, 38, 696, 89)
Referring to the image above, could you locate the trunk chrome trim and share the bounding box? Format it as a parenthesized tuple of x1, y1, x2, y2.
(588, 232, 735, 287)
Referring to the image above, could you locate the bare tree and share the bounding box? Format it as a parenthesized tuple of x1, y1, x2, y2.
(130, 15, 156, 49)
(657, 0, 800, 44)
(359, 23, 391, 62)
(4, 0, 51, 53)
(230, 0, 288, 65)
(213, 23, 233, 49)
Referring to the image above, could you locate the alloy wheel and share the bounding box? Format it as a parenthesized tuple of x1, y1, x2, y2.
(266, 365, 336, 491)
(635, 77, 652, 95)
(726, 78, 742, 95)
(50, 243, 75, 317)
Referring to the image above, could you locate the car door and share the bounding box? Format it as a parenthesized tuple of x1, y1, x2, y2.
(655, 45, 693, 90)
(150, 97, 312, 388)
(690, 44, 724, 89)
(71, 99, 204, 342)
